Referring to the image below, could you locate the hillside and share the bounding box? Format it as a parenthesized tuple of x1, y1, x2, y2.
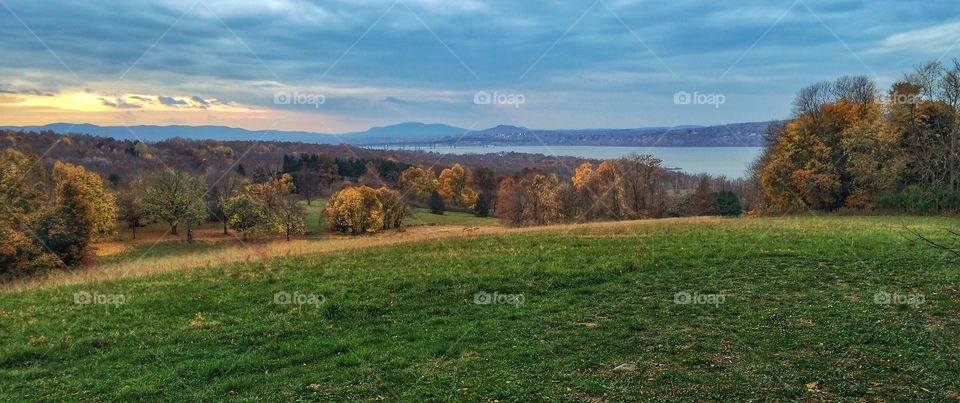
(2, 216, 958, 400)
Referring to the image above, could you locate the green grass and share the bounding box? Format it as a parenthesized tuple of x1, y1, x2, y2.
(1, 216, 959, 401)
(303, 200, 498, 233)
(405, 207, 499, 227)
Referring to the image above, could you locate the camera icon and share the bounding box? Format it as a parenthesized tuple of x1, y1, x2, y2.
(673, 91, 692, 105)
(274, 91, 291, 105)
(673, 291, 691, 304)
(473, 91, 492, 105)
(873, 292, 890, 304)
(74, 291, 92, 305)
(274, 291, 292, 304)
(473, 291, 492, 304)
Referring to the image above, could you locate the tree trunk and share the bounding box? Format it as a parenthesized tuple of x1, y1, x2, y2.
(223, 220, 228, 235)
(170, 223, 178, 235)
(186, 219, 194, 243)
(131, 225, 137, 240)
(951, 126, 957, 191)
(286, 228, 291, 242)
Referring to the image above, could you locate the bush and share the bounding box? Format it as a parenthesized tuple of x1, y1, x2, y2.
(874, 186, 960, 213)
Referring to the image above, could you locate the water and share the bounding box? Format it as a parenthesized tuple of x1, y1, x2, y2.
(378, 145, 763, 178)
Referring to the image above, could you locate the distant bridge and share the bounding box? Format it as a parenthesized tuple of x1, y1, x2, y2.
(355, 138, 540, 150)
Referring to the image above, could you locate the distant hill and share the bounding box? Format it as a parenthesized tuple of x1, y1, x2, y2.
(0, 123, 342, 144)
(2, 120, 777, 147)
(340, 122, 468, 142)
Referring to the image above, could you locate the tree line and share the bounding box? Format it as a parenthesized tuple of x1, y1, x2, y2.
(491, 156, 743, 227)
(751, 60, 960, 213)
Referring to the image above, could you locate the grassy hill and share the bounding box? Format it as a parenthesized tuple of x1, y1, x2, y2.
(1, 216, 958, 400)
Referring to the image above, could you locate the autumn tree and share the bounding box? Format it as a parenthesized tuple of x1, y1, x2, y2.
(252, 174, 306, 241)
(376, 187, 405, 229)
(399, 166, 438, 197)
(118, 177, 148, 239)
(571, 161, 626, 220)
(496, 173, 559, 227)
(224, 191, 269, 239)
(324, 186, 384, 235)
(0, 150, 53, 276)
(141, 169, 207, 235)
(38, 179, 94, 267)
(438, 163, 478, 208)
(52, 161, 117, 238)
(616, 154, 662, 218)
(206, 164, 247, 235)
(593, 161, 627, 219)
(692, 176, 718, 216)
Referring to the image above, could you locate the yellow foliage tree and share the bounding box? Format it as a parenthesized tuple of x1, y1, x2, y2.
(437, 163, 478, 208)
(52, 161, 117, 238)
(399, 166, 437, 196)
(376, 187, 405, 229)
(324, 186, 384, 235)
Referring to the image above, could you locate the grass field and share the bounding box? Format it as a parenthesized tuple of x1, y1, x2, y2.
(1, 216, 959, 400)
(98, 201, 498, 264)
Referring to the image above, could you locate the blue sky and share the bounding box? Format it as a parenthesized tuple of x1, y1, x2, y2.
(1, 0, 958, 133)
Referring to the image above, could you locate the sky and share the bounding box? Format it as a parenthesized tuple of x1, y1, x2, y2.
(1, 0, 959, 134)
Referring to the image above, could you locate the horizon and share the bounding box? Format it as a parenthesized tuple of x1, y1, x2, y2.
(2, 1, 957, 133)
(4, 119, 776, 136)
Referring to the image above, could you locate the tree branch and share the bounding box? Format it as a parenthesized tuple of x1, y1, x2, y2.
(903, 224, 960, 259)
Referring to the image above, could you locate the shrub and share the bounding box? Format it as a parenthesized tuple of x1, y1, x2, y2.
(874, 186, 960, 213)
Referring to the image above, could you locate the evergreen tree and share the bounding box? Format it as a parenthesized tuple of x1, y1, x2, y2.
(715, 191, 743, 216)
(429, 190, 445, 215)
(474, 192, 490, 217)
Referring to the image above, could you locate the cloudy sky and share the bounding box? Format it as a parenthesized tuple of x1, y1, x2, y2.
(1, 0, 958, 133)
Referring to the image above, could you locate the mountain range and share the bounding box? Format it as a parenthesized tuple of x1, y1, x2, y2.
(1, 121, 775, 147)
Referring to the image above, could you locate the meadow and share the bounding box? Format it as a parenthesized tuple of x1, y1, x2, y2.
(1, 215, 958, 401)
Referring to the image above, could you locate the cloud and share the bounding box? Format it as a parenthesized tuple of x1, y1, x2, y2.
(157, 96, 190, 107)
(0, 0, 958, 131)
(99, 97, 142, 109)
(871, 21, 960, 55)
